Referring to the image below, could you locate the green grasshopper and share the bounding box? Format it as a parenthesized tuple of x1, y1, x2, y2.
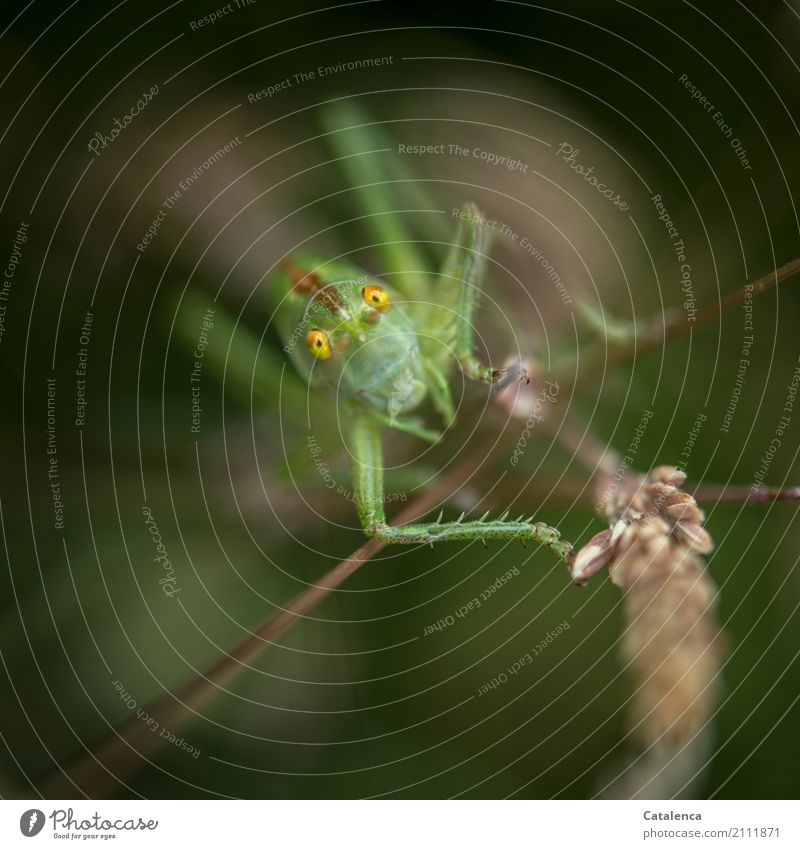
(267, 200, 572, 562)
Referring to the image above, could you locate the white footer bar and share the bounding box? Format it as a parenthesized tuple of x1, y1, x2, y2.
(1, 799, 795, 847)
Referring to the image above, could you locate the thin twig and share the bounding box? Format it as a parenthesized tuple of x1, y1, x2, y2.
(44, 259, 800, 798)
(44, 545, 382, 798)
(691, 484, 800, 504)
(544, 414, 619, 479)
(487, 474, 800, 512)
(565, 257, 800, 388)
(691, 257, 800, 327)
(40, 439, 501, 798)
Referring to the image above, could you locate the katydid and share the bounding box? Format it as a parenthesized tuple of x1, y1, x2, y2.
(267, 202, 572, 561)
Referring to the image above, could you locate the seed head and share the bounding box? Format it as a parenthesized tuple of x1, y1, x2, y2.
(571, 465, 724, 747)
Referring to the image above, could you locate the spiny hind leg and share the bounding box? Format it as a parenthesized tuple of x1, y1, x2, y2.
(350, 414, 572, 560)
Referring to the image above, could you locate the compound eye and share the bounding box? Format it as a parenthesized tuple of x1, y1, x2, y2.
(305, 329, 332, 360)
(362, 284, 391, 313)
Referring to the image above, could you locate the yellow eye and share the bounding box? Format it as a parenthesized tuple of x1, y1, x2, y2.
(362, 284, 391, 313)
(305, 329, 332, 360)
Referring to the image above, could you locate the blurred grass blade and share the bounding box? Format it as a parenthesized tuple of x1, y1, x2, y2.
(169, 288, 307, 412)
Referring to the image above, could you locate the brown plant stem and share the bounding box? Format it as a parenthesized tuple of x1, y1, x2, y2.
(476, 472, 800, 512)
(691, 257, 800, 327)
(691, 484, 800, 504)
(544, 414, 619, 479)
(40, 438, 512, 799)
(563, 257, 800, 389)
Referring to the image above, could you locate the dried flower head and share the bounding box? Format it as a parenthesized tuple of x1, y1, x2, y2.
(573, 465, 724, 748)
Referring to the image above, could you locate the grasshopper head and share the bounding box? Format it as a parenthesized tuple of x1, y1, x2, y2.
(301, 279, 425, 414)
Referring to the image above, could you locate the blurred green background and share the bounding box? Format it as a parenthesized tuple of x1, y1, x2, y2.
(0, 0, 798, 799)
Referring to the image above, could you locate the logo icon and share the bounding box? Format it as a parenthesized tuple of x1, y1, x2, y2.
(19, 809, 45, 837)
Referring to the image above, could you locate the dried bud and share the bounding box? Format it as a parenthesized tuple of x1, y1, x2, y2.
(650, 466, 688, 487)
(665, 490, 693, 507)
(571, 529, 614, 586)
(665, 501, 704, 524)
(673, 521, 714, 554)
(578, 462, 723, 751)
(610, 518, 628, 545)
(648, 482, 678, 502)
